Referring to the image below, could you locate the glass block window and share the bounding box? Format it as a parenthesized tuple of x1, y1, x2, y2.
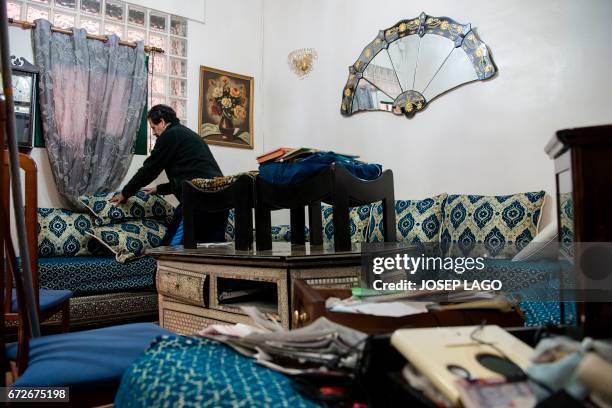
(169, 99, 186, 119)
(170, 57, 186, 77)
(127, 27, 145, 42)
(54, 11, 75, 29)
(80, 0, 101, 15)
(55, 0, 76, 9)
(149, 11, 166, 32)
(149, 55, 166, 75)
(150, 75, 166, 95)
(104, 22, 124, 37)
(151, 95, 165, 107)
(170, 15, 187, 37)
(169, 37, 186, 58)
(9, 0, 190, 152)
(26, 4, 49, 21)
(169, 78, 186, 98)
(7, 1, 23, 20)
(105, 0, 124, 21)
(80, 17, 101, 35)
(127, 5, 144, 26)
(148, 33, 166, 50)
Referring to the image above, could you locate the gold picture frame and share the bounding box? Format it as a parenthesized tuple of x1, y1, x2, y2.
(198, 66, 254, 149)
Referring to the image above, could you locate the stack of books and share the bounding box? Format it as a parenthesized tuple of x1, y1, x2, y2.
(256, 147, 358, 164)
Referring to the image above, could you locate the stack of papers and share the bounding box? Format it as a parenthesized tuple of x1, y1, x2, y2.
(327, 298, 430, 317)
(323, 288, 510, 318)
(198, 306, 367, 375)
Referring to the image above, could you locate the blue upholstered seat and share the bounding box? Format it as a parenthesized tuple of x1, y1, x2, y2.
(11, 288, 72, 313)
(6, 323, 171, 390)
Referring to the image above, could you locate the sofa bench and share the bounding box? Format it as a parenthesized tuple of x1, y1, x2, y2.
(226, 190, 575, 328)
(38, 187, 570, 330)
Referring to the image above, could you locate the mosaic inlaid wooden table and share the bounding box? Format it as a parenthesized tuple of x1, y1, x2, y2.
(150, 242, 405, 335)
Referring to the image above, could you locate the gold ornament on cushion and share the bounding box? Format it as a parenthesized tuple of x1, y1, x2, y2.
(287, 48, 318, 79)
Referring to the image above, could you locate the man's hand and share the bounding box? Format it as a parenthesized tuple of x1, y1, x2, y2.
(109, 192, 126, 206)
(143, 186, 157, 195)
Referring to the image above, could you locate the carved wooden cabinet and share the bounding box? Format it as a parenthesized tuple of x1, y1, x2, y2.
(546, 124, 612, 337)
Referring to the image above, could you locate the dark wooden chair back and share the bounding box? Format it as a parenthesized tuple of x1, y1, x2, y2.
(2, 149, 70, 375)
(2, 151, 39, 319)
(1, 98, 8, 388)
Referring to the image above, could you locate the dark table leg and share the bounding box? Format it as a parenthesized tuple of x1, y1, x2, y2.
(235, 200, 253, 251)
(308, 202, 323, 245)
(255, 206, 272, 250)
(290, 207, 306, 245)
(332, 203, 351, 252)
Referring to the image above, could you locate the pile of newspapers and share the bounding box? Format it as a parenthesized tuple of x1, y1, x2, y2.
(198, 307, 367, 375)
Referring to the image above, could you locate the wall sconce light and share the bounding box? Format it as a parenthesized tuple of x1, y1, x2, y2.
(287, 48, 318, 79)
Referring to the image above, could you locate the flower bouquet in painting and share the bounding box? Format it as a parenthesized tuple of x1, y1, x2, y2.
(199, 66, 253, 149)
(210, 78, 247, 137)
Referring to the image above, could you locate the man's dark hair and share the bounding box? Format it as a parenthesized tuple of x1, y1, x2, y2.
(147, 104, 180, 125)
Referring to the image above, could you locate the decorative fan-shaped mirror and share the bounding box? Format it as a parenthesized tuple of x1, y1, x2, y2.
(340, 12, 496, 118)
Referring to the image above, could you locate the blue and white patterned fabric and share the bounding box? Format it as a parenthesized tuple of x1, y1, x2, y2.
(86, 220, 168, 263)
(520, 301, 577, 327)
(37, 208, 99, 257)
(440, 191, 546, 257)
(79, 191, 174, 226)
(270, 225, 310, 242)
(225, 210, 309, 243)
(39, 256, 156, 295)
(115, 336, 320, 408)
(224, 209, 236, 242)
(465, 259, 577, 327)
(367, 194, 447, 244)
(321, 203, 371, 243)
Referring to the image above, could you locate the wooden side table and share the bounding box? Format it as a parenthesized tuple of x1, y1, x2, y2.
(149, 242, 403, 335)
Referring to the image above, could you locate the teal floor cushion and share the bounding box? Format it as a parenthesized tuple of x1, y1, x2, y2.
(115, 336, 320, 407)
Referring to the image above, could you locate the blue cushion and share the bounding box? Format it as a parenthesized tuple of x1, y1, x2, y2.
(169, 220, 183, 246)
(11, 289, 72, 313)
(39, 256, 156, 295)
(114, 336, 319, 407)
(6, 323, 172, 390)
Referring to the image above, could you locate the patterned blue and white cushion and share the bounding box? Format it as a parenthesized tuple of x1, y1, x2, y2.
(440, 191, 546, 257)
(558, 192, 573, 258)
(79, 191, 174, 226)
(224, 209, 235, 242)
(367, 194, 448, 244)
(37, 208, 99, 257)
(86, 220, 168, 263)
(321, 203, 371, 243)
(114, 336, 319, 407)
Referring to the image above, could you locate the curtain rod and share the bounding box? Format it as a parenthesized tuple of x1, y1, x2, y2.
(8, 18, 164, 54)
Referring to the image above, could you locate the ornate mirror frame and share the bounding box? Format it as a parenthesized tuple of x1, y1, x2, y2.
(340, 12, 497, 118)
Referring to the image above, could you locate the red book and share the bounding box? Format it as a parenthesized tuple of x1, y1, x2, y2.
(256, 147, 295, 164)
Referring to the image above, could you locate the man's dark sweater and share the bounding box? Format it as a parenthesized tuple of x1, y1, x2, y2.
(122, 122, 222, 202)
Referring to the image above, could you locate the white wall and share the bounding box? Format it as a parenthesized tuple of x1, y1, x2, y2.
(7, 0, 264, 210)
(261, 0, 612, 227)
(7, 0, 612, 228)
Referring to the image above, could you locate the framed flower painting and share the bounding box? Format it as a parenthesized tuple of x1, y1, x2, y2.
(198, 66, 254, 149)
